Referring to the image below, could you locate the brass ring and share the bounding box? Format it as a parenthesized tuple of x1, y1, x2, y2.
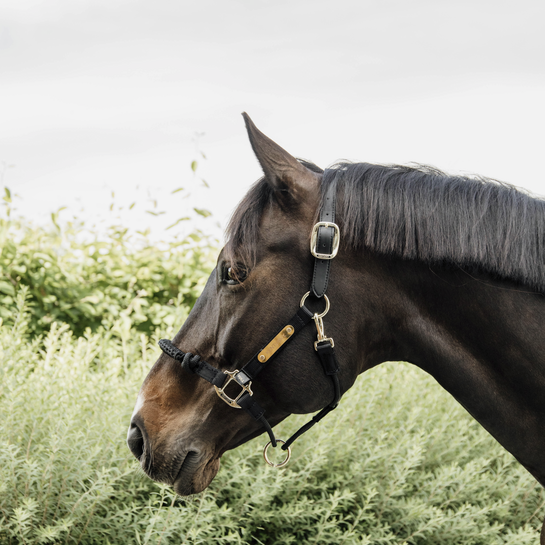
(299, 292, 330, 319)
(263, 440, 291, 468)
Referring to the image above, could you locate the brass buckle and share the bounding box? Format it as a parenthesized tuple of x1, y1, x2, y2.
(214, 370, 253, 408)
(310, 221, 340, 260)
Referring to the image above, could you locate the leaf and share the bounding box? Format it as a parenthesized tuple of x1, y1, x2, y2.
(0, 280, 15, 296)
(129, 202, 136, 210)
(171, 187, 185, 194)
(166, 217, 190, 230)
(51, 212, 60, 231)
(193, 208, 211, 218)
(145, 211, 166, 216)
(191, 160, 198, 173)
(200, 179, 210, 188)
(33, 252, 52, 262)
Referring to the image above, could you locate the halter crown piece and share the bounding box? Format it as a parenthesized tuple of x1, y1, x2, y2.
(158, 173, 342, 467)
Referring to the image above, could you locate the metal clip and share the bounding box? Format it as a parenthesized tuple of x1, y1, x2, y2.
(313, 313, 334, 351)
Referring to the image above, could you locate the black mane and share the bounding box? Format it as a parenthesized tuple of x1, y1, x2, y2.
(227, 161, 545, 292)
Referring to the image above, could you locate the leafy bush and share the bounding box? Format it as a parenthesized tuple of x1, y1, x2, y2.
(0, 188, 216, 338)
(0, 289, 543, 544)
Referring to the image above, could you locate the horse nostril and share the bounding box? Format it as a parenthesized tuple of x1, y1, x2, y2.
(127, 422, 145, 460)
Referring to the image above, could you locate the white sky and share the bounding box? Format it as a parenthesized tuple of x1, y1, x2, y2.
(1, 0, 544, 241)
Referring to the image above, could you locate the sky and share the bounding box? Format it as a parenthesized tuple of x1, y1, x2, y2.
(1, 0, 544, 241)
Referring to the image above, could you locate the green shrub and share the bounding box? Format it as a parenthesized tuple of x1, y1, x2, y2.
(0, 187, 217, 339)
(0, 289, 543, 544)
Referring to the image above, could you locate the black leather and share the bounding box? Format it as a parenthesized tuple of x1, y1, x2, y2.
(315, 341, 340, 376)
(158, 305, 314, 448)
(311, 178, 337, 298)
(238, 392, 265, 419)
(242, 306, 314, 379)
(235, 393, 277, 447)
(158, 340, 229, 388)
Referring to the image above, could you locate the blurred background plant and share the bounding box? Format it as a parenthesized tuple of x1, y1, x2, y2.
(0, 152, 217, 340)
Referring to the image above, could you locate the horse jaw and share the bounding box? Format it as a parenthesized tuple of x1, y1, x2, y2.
(137, 431, 222, 496)
(173, 452, 221, 496)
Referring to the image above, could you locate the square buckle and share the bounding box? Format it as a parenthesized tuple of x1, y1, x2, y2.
(214, 370, 253, 408)
(310, 222, 340, 260)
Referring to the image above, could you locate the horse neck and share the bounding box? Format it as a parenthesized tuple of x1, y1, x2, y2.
(351, 251, 545, 485)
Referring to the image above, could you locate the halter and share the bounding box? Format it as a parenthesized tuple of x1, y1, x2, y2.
(158, 177, 341, 467)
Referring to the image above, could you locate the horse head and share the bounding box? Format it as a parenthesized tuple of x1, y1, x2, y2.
(127, 115, 368, 495)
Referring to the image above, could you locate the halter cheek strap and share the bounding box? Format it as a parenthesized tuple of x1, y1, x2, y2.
(311, 180, 339, 297)
(158, 173, 342, 464)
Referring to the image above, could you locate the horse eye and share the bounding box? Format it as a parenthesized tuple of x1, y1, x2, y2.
(224, 266, 248, 285)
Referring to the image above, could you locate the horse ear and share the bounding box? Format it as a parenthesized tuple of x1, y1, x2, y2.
(242, 112, 318, 202)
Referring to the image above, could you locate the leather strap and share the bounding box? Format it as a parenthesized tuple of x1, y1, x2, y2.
(311, 178, 338, 298)
(281, 340, 341, 451)
(158, 339, 279, 445)
(315, 341, 340, 376)
(158, 305, 314, 388)
(158, 340, 229, 388)
(241, 306, 314, 380)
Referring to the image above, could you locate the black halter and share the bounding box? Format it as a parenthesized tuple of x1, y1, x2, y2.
(158, 177, 342, 466)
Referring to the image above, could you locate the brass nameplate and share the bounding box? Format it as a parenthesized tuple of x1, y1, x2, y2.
(257, 325, 295, 363)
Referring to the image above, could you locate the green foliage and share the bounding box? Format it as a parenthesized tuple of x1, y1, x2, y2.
(0, 290, 543, 544)
(0, 210, 216, 339)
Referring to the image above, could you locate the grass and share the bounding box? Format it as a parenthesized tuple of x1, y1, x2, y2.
(0, 289, 543, 544)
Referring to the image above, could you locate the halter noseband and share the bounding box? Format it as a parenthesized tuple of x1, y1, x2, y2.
(158, 175, 342, 467)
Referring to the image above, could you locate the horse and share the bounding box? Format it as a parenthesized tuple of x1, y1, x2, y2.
(128, 114, 545, 541)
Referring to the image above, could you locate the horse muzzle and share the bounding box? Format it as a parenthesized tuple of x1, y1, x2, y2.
(127, 414, 220, 495)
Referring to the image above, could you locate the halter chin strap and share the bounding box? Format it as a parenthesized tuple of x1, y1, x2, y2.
(158, 172, 342, 464)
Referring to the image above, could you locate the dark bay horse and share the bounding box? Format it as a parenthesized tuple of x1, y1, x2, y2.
(128, 114, 545, 540)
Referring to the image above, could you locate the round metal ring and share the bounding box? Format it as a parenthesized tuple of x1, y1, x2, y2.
(263, 440, 291, 468)
(299, 291, 330, 319)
